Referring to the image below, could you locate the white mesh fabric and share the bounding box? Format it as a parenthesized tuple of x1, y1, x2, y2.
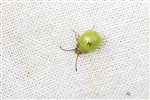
(2, 2, 149, 99)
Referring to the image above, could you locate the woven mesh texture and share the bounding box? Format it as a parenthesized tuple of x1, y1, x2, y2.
(2, 2, 149, 99)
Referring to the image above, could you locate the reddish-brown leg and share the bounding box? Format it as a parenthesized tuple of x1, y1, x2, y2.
(72, 29, 79, 42)
(75, 54, 80, 72)
(60, 30, 80, 72)
(59, 46, 75, 51)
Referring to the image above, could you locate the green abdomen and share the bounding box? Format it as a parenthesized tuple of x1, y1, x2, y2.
(78, 31, 102, 53)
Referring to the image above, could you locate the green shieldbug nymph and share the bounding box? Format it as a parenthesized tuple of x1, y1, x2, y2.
(60, 27, 103, 72)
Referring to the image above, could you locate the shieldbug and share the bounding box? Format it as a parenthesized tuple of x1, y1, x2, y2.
(60, 26, 103, 72)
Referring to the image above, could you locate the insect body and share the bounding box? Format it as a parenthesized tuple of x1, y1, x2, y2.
(60, 28, 102, 72)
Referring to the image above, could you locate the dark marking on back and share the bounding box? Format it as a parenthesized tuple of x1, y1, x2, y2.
(87, 42, 92, 47)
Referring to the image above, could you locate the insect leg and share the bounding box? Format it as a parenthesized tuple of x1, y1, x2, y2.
(75, 54, 80, 72)
(72, 29, 79, 42)
(59, 46, 75, 51)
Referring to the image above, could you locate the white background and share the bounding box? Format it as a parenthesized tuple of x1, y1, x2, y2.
(2, 1, 149, 99)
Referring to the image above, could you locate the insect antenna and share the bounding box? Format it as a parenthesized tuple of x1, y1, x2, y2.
(75, 54, 80, 72)
(59, 46, 75, 51)
(72, 29, 79, 41)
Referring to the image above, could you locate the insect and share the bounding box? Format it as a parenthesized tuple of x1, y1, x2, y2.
(60, 27, 103, 72)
